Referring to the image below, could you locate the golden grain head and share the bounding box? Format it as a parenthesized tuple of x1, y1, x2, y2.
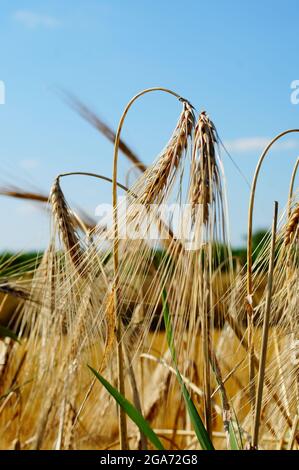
(50, 177, 84, 271)
(140, 101, 195, 205)
(285, 203, 299, 245)
(189, 111, 220, 224)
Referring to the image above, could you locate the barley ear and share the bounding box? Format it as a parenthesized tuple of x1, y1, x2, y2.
(50, 177, 84, 273)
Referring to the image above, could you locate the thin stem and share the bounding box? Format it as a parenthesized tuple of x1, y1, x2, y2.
(57, 171, 131, 194)
(112, 87, 188, 450)
(253, 201, 278, 449)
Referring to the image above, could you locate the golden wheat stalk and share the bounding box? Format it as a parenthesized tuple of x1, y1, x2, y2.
(111, 88, 195, 450)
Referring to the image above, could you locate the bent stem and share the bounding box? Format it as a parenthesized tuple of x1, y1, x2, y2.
(112, 87, 190, 450)
(246, 129, 299, 434)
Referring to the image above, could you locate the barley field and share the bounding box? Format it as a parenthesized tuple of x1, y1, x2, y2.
(0, 88, 298, 451)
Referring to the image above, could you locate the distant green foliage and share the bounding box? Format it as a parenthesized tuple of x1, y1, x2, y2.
(0, 252, 41, 276)
(0, 230, 270, 277)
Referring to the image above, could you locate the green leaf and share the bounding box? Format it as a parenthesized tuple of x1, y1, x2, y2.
(228, 421, 240, 450)
(0, 325, 20, 343)
(88, 366, 164, 450)
(162, 289, 214, 451)
(230, 406, 244, 450)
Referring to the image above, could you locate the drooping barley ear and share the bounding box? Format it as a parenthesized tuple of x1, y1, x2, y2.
(0, 283, 31, 302)
(140, 100, 195, 205)
(189, 111, 220, 224)
(285, 203, 299, 245)
(50, 177, 84, 273)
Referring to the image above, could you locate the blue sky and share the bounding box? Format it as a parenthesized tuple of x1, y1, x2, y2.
(0, 0, 299, 250)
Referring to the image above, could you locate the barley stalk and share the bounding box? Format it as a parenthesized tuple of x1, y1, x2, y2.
(112, 87, 194, 450)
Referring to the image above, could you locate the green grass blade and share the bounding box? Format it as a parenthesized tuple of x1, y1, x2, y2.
(0, 325, 20, 343)
(231, 406, 244, 449)
(88, 366, 164, 450)
(162, 290, 214, 451)
(228, 421, 240, 450)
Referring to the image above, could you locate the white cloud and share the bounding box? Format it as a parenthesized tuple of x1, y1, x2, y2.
(13, 10, 61, 29)
(224, 137, 299, 153)
(19, 159, 40, 170)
